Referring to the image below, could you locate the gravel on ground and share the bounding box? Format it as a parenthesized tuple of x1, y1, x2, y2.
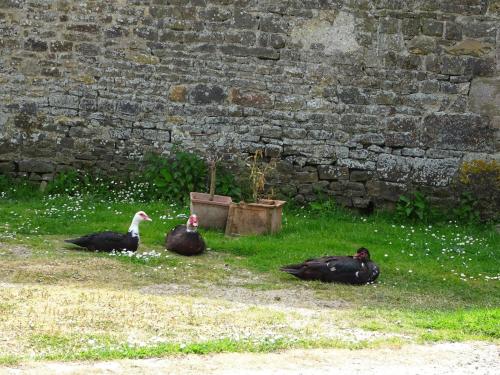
(2, 342, 498, 375)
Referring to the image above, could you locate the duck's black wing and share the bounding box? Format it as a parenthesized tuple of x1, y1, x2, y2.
(280, 256, 347, 282)
(281, 256, 373, 284)
(65, 231, 138, 252)
(166, 225, 206, 256)
(366, 261, 380, 283)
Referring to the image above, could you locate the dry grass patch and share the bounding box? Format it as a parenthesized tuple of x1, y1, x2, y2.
(0, 238, 244, 289)
(0, 283, 399, 360)
(0, 255, 151, 287)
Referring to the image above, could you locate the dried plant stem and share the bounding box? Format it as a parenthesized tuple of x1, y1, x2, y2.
(209, 161, 216, 201)
(247, 150, 275, 202)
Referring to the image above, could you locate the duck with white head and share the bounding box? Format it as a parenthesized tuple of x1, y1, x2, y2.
(65, 211, 152, 252)
(166, 214, 206, 256)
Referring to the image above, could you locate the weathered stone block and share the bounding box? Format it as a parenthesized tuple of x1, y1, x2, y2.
(338, 86, 368, 105)
(130, 54, 160, 65)
(18, 159, 55, 173)
(169, 85, 187, 102)
(67, 24, 100, 33)
(471, 57, 496, 77)
(24, 38, 47, 51)
(422, 113, 493, 152)
(50, 41, 73, 52)
(379, 17, 398, 34)
(29, 173, 43, 181)
(143, 130, 170, 142)
(228, 88, 273, 108)
(220, 45, 280, 60)
(408, 35, 436, 55)
(258, 33, 286, 49)
(0, 161, 15, 173)
(444, 21, 463, 40)
(345, 181, 366, 197)
(401, 148, 425, 157)
(376, 154, 412, 183)
(469, 77, 500, 120)
(190, 85, 226, 104)
(76, 43, 100, 56)
(318, 165, 349, 180)
(387, 115, 421, 132)
(422, 19, 443, 37)
(366, 180, 406, 202)
(260, 15, 287, 34)
(232, 9, 257, 29)
(420, 80, 440, 93)
(49, 95, 80, 110)
(425, 149, 463, 159)
(412, 158, 459, 187)
(264, 144, 282, 158)
(283, 128, 306, 139)
(133, 27, 158, 41)
(338, 158, 376, 170)
(290, 11, 360, 55)
(349, 149, 369, 160)
(199, 7, 232, 22)
(401, 18, 420, 37)
(275, 95, 303, 111)
(294, 170, 318, 183)
(79, 98, 97, 112)
(352, 197, 372, 208)
(384, 132, 417, 147)
(446, 39, 494, 58)
(108, 128, 131, 140)
(225, 31, 256, 45)
(439, 55, 474, 75)
(463, 21, 497, 39)
(117, 101, 140, 115)
(350, 133, 385, 146)
(350, 170, 371, 182)
(334, 196, 353, 207)
(105, 26, 128, 38)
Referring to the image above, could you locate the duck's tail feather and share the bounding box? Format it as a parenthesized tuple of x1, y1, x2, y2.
(65, 237, 87, 247)
(279, 264, 304, 275)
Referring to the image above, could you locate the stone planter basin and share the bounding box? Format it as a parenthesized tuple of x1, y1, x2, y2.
(190, 192, 232, 231)
(225, 199, 286, 236)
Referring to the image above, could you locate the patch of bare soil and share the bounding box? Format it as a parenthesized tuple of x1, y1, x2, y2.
(3, 342, 498, 375)
(140, 281, 345, 310)
(0, 243, 31, 258)
(139, 263, 346, 311)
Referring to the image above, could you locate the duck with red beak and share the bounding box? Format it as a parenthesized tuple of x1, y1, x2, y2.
(280, 247, 380, 285)
(166, 214, 206, 256)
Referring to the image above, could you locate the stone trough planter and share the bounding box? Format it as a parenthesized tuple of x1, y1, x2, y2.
(190, 192, 232, 231)
(225, 199, 286, 236)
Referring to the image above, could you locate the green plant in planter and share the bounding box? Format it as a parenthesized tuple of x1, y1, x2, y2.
(215, 168, 242, 200)
(396, 191, 431, 222)
(145, 150, 206, 203)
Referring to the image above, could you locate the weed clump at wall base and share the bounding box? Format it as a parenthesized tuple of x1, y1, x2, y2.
(144, 151, 207, 203)
(0, 148, 244, 205)
(456, 160, 500, 222)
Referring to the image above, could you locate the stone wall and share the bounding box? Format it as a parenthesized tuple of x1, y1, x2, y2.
(0, 0, 499, 208)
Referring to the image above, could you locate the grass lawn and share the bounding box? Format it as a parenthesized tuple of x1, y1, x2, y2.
(0, 192, 498, 364)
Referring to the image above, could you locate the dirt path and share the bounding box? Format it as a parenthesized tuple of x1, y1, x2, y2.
(2, 342, 498, 375)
